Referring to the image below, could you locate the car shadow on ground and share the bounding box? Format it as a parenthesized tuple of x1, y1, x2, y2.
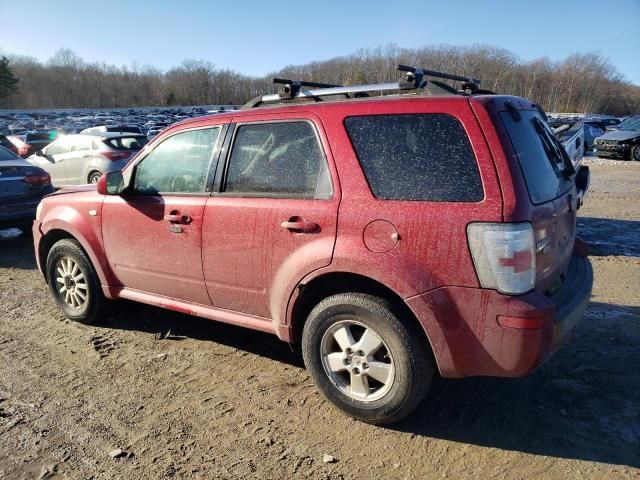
(390, 300, 640, 468)
(0, 230, 37, 270)
(577, 216, 640, 257)
(105, 298, 640, 469)
(106, 300, 304, 368)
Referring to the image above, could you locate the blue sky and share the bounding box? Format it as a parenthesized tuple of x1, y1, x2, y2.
(1, 0, 639, 84)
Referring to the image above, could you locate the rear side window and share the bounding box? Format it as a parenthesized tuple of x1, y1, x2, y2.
(499, 110, 573, 204)
(105, 136, 148, 150)
(344, 114, 483, 202)
(224, 122, 332, 199)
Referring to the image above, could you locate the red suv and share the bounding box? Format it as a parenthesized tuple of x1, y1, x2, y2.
(33, 69, 593, 424)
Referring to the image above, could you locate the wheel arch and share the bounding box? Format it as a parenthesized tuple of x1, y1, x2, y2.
(38, 216, 115, 288)
(288, 271, 437, 367)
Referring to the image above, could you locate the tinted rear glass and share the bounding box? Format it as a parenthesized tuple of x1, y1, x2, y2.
(344, 114, 483, 202)
(500, 110, 573, 204)
(104, 136, 148, 150)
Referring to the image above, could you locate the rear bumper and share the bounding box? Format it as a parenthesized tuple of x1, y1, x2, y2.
(406, 255, 593, 378)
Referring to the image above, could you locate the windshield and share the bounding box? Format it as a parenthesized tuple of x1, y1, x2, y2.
(500, 109, 574, 205)
(617, 116, 640, 130)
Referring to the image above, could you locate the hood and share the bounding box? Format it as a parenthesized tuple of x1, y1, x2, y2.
(48, 184, 97, 196)
(598, 130, 640, 141)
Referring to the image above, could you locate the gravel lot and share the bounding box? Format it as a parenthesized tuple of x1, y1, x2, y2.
(0, 159, 638, 480)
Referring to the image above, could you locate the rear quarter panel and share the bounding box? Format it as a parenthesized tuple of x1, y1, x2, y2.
(309, 98, 503, 298)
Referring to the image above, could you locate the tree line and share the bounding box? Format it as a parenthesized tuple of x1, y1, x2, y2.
(1, 45, 639, 115)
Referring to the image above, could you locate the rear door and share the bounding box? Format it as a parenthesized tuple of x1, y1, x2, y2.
(201, 114, 339, 321)
(63, 135, 93, 184)
(498, 108, 577, 293)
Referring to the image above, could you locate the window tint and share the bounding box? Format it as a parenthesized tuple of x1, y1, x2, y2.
(344, 114, 483, 202)
(133, 127, 220, 194)
(500, 110, 573, 204)
(224, 122, 332, 198)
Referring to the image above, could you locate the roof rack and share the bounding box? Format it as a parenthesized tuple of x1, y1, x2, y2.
(242, 65, 493, 109)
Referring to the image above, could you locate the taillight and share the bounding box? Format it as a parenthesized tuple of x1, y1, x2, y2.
(23, 172, 51, 186)
(467, 222, 536, 295)
(101, 151, 130, 161)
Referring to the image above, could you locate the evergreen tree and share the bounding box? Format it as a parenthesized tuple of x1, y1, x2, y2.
(0, 56, 19, 102)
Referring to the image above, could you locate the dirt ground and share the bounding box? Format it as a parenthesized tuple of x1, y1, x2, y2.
(0, 158, 638, 480)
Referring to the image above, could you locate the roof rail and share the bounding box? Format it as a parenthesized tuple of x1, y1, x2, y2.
(242, 65, 492, 109)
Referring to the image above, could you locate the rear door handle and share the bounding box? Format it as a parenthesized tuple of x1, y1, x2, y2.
(164, 212, 191, 224)
(281, 217, 320, 233)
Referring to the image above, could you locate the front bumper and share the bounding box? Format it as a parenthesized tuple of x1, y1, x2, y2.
(593, 144, 631, 159)
(406, 255, 593, 378)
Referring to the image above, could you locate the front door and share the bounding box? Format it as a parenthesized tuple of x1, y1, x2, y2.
(202, 116, 339, 320)
(31, 137, 70, 186)
(102, 126, 223, 305)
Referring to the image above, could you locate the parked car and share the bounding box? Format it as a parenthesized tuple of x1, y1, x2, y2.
(81, 124, 148, 135)
(593, 116, 640, 160)
(604, 115, 640, 132)
(583, 122, 606, 152)
(32, 76, 592, 425)
(553, 121, 585, 165)
(27, 133, 148, 186)
(7, 131, 56, 158)
(0, 134, 20, 156)
(0, 145, 53, 230)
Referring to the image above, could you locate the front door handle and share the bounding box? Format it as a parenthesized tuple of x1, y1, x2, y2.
(164, 212, 191, 224)
(281, 216, 320, 233)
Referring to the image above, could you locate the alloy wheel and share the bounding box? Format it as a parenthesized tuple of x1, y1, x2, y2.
(320, 320, 395, 402)
(55, 256, 88, 310)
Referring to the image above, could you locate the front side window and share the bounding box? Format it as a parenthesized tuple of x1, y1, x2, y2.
(344, 114, 483, 202)
(224, 121, 332, 198)
(133, 127, 220, 194)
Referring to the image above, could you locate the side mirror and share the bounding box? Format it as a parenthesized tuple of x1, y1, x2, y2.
(97, 170, 124, 195)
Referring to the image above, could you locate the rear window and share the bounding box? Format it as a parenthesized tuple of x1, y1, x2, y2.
(344, 114, 483, 202)
(499, 110, 573, 205)
(104, 136, 148, 150)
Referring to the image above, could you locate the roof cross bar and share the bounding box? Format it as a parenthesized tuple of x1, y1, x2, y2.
(272, 78, 344, 99)
(248, 65, 487, 107)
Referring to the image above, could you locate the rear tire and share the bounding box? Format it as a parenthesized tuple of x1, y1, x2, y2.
(46, 239, 110, 324)
(302, 293, 433, 425)
(88, 171, 103, 184)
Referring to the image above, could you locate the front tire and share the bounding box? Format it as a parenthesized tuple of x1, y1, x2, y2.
(631, 145, 640, 161)
(302, 293, 433, 425)
(46, 239, 110, 324)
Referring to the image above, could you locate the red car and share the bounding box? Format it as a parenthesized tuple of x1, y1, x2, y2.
(33, 69, 593, 424)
